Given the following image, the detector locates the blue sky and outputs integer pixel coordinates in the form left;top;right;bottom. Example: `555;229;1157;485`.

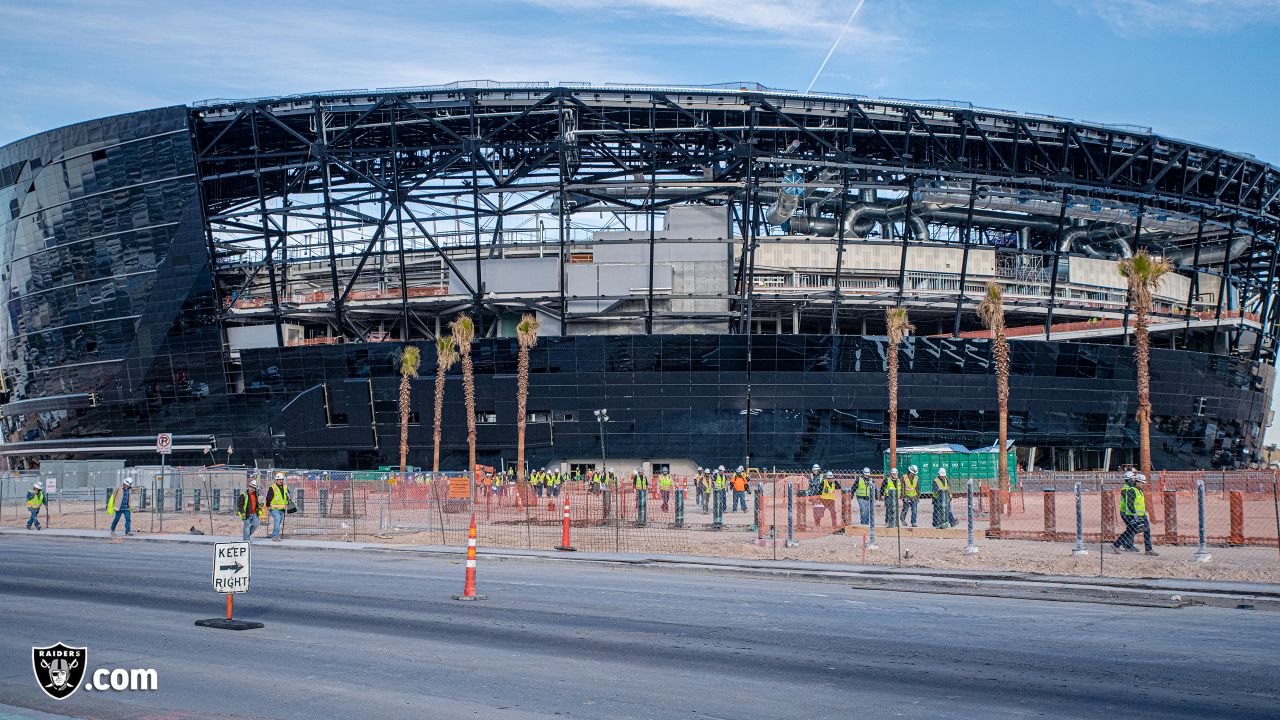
2;0;1279;161
3;0;1280;444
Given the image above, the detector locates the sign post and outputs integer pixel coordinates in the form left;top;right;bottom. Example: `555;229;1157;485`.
195;542;263;630
156;433;171;532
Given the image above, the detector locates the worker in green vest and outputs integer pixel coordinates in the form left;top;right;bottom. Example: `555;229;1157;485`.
816;471;840;527
712;465;728;528
854;468;873;524
531;469;544;498
106;477;135;536
1114;472;1158;555
658;472;673;511
900;465;920;527
633;469;649;526
265;471;289;541
25;481;45;530
931;468;951;529
881;470;899;528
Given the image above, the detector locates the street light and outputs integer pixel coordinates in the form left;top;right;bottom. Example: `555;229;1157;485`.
594;409;610;473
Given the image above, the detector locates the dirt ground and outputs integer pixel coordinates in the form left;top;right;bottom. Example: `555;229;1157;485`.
14;502;1280;584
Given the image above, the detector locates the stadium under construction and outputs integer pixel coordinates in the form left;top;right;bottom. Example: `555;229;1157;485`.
0;82;1276;472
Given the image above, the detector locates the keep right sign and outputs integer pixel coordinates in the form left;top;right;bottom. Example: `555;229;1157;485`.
212;542;251;594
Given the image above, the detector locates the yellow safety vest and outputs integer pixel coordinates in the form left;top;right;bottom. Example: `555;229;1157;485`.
713;473;727;490
634;474;648;490
883;478;899;497
269;483;289;509
820;479;837;501
27;491;43;508
904;475;919;497
658;474;672;489
1122;486;1147;517
934;476;948;492
854;478;871;498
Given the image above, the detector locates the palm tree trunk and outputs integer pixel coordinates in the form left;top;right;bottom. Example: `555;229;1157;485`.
888;342;899;471
516;344;529;486
432;365;446;474
462;352;476;476
399;374;410;474
995;332;1010;494
1135;306;1153;473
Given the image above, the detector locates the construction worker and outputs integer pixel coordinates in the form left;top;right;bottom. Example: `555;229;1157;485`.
106;477;135;536
807;463;823;497
551;469;563;498
237;478;267;542
658;471;673;511
25;481;45;530
265;471;289;541
900;465;920;527
731;466;749;512
632;468;649;526
931;467;951;529
817;471;840;527
881;469;899;528
854;468;873;524
712;465;728;527
693;468;706;510
1114;472;1158;555
532;469;544;498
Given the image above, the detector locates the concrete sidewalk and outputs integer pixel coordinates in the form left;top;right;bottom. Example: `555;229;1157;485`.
5;526;1278;610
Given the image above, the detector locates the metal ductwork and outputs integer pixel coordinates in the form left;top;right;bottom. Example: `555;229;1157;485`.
1059;223;1134;258
788;199;927;241
1161;235;1251;266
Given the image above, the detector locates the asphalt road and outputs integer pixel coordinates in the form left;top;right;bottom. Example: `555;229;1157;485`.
0;535;1275;720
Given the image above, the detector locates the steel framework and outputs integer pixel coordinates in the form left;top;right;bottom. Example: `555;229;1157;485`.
192;82;1280;361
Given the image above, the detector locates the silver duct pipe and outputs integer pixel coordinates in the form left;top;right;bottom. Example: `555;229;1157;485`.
765;190;800;225
1162;235;1251;266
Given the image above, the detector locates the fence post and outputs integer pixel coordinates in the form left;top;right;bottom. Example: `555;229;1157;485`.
1043;489;1056;538
841;488;852;528
1194;479;1212;562
785;481;795;547
319;487;329;517
92;487;97;531
212;488;221;512
1162;490;1178;544
297;488;306;514
964;478;978;554
193;488;202;513
753;484;762;536
1072;482;1087;556
867;485;878;550
674;481;685;527
988;487;1001;536
1228;491;1245;545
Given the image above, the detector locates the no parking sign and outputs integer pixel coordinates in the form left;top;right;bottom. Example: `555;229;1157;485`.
156;433;172;455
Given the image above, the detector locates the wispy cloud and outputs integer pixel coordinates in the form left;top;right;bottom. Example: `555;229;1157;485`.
1066;0;1280;33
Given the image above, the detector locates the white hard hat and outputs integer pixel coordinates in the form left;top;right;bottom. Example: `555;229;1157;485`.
274;471;286;479
825;471;833;478
737;465;745;472
249;479;259;488
123;477;134;486
608;467;614;473
908;465;919;474
812;464;820;471
937;467;947;477
1123;469;1135;481
718;465;726;471
890;468;899;476
862;467;871;475
1135;473;1147;484
32;481;42;490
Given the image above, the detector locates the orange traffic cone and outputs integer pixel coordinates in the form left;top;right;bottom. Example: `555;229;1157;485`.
555;493;576;552
453;513;486;601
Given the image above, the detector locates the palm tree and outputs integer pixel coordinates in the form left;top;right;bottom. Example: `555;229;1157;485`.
515;313;542;492
885;306;914;472
397;344;421;484
449;314;478;478
431;336;459;474
976;282;1011;494
1119;251;1171;473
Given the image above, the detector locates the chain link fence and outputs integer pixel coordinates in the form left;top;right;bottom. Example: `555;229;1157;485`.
5;466;1279;581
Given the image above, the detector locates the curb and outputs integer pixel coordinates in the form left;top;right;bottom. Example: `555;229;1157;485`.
6;528;1277;610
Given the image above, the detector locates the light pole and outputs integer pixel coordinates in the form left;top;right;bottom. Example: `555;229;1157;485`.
595;409;615;546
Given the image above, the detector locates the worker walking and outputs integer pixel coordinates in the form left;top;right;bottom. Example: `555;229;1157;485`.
25;481;45;530
712;465;728;528
1114;472;1158;555
107;477;135;536
658;472;673;511
931;468;951;529
694;468;708;511
265;471;290;541
817;471;840;527
900;465;920;527
731;466;750;512
882;470;899;528
237;478;267;542
854;468;873;524
633;469;649;526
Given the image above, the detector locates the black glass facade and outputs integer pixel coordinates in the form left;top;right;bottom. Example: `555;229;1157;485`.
0;108;1272;471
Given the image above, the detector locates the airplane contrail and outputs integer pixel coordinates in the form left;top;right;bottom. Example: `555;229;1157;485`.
806;0;867;94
